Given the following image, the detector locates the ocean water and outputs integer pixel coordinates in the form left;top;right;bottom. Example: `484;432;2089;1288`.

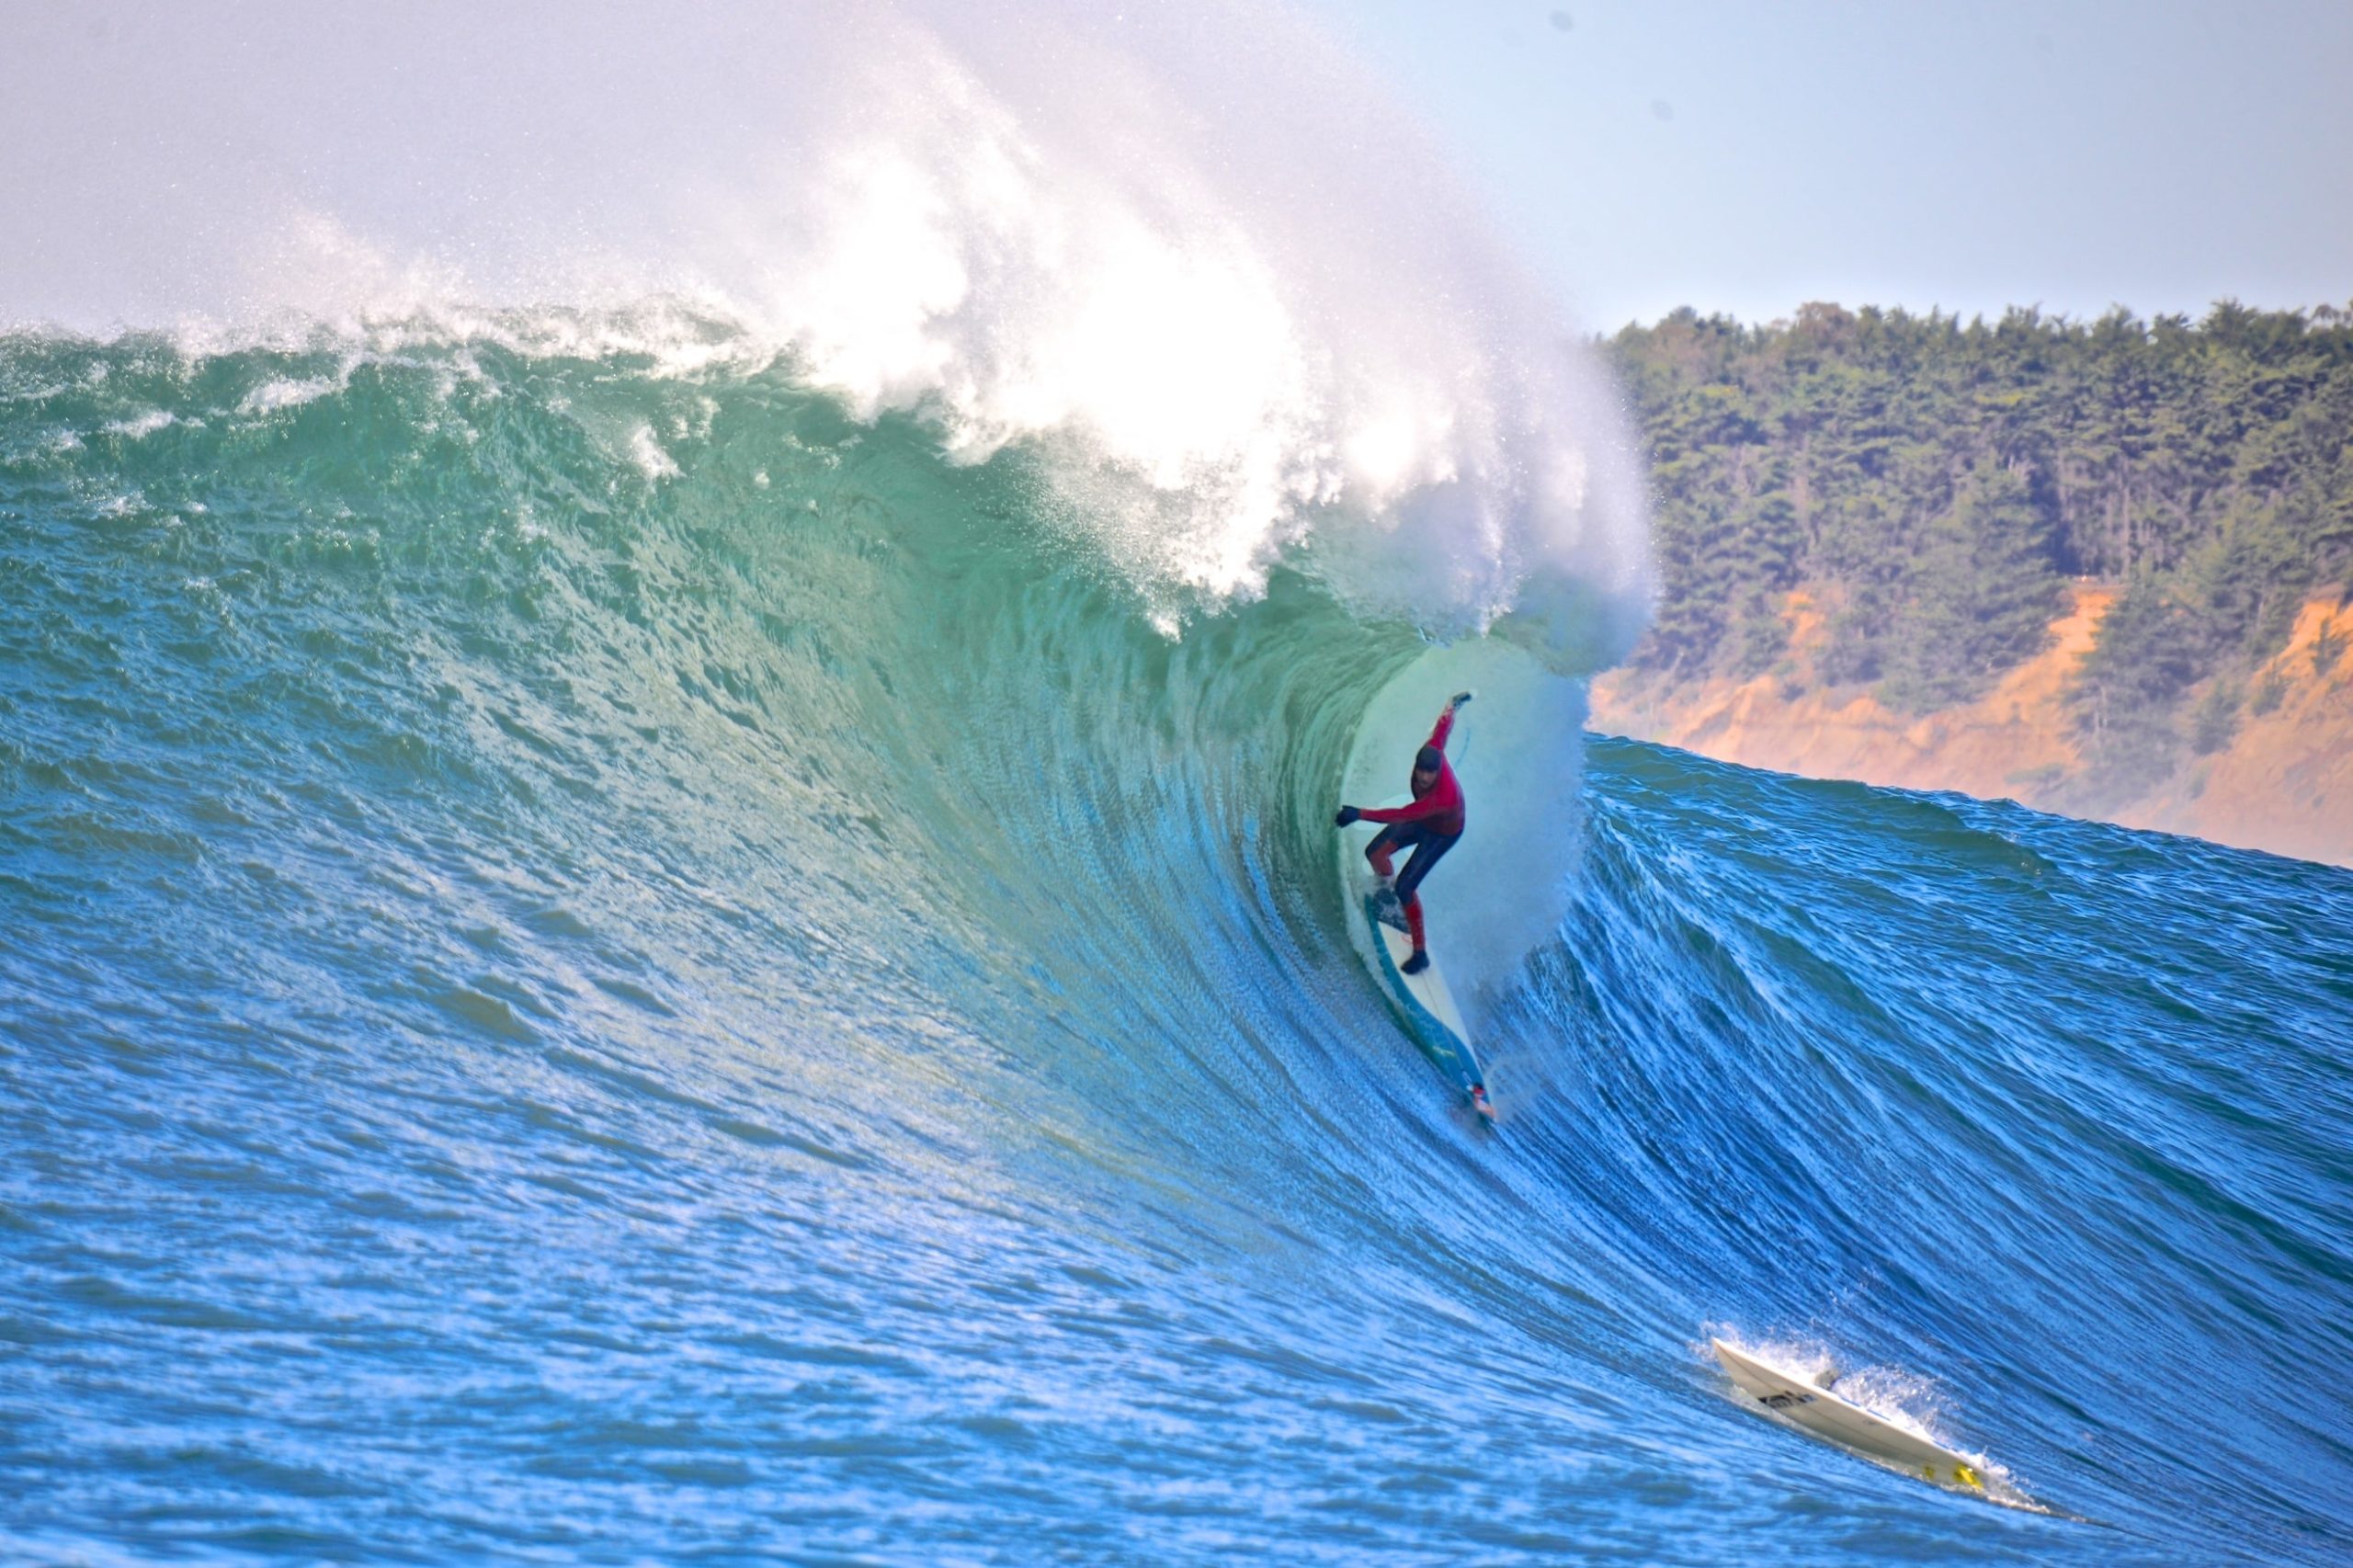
7;3;2353;1561
3;331;2350;1566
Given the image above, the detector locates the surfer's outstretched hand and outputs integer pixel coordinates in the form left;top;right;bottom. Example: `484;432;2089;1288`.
1334;806;1360;827
1448;690;1473;710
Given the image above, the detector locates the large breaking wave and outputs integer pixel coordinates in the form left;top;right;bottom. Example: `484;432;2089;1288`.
5;0;1650;639
5;328;2351;1564
6;5;2352;1564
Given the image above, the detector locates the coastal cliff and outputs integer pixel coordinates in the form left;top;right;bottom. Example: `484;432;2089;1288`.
1591;586;2353;867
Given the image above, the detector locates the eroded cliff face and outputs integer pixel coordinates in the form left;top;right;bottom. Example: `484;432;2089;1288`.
1591;588;2353;868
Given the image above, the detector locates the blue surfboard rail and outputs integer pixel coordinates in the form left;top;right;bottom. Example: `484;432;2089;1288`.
1361;892;1483;1100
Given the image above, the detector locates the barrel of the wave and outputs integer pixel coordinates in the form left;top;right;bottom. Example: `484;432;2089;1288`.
1336;698;1495;1125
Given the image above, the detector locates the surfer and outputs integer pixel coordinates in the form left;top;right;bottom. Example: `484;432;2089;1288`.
1333;691;1472;975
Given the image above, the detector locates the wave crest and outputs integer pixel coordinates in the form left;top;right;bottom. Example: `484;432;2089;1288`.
5;1;1650;645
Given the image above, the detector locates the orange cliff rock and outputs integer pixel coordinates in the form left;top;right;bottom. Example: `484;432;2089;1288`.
1590;586;2353;869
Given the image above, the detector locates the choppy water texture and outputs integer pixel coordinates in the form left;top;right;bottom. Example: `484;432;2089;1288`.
5;335;2352;1565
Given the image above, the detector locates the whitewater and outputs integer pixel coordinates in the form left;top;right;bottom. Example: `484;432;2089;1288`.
5;4;2352;1564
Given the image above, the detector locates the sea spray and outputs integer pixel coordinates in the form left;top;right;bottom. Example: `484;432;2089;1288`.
3;1;1649;646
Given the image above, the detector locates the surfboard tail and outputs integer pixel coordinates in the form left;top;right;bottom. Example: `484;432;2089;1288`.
1348;856;1492;1122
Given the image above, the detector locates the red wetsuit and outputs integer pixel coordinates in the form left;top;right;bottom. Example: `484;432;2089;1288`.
1358;708;1464;955
1355;708;1464;836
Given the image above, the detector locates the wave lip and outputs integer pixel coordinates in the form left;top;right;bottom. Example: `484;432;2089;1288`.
3;1;1651;646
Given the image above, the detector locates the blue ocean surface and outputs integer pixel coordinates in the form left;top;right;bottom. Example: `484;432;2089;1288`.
3;332;2351;1565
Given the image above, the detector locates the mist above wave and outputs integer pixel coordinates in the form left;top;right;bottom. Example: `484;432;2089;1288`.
5;0;1649;645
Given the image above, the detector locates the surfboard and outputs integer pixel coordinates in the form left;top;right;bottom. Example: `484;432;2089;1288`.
1711;1338;1985;1493
1345;804;1493;1121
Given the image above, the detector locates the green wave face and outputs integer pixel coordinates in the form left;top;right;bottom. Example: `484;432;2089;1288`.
0;327;1545;1156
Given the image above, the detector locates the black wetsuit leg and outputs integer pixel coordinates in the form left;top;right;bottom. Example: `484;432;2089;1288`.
1395;824;1460;903
1370;819;1461;903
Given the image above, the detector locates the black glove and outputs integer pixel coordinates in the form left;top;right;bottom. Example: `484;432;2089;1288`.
1334;806;1360;827
1449;690;1473;709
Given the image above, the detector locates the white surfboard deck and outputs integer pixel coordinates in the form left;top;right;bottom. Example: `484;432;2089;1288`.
1712;1338;1986;1493
1343;803;1492;1119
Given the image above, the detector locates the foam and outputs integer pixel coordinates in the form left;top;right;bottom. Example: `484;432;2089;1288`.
103;410;179;438
2;1;1653;641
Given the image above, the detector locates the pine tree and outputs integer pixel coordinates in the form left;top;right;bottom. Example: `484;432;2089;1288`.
1881;461;2063;711
1604;298;2353;797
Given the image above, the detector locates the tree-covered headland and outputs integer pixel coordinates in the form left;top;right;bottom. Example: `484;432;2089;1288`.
1608;301;2353;806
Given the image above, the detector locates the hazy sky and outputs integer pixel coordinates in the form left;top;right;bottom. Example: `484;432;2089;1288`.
5;1;2344;337
1305;0;2353;330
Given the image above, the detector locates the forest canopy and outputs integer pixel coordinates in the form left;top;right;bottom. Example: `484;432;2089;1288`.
1608;301;2353;798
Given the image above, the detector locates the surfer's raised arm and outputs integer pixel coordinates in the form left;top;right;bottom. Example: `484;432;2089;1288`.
1425;690;1472;752
1337;690;1473;823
